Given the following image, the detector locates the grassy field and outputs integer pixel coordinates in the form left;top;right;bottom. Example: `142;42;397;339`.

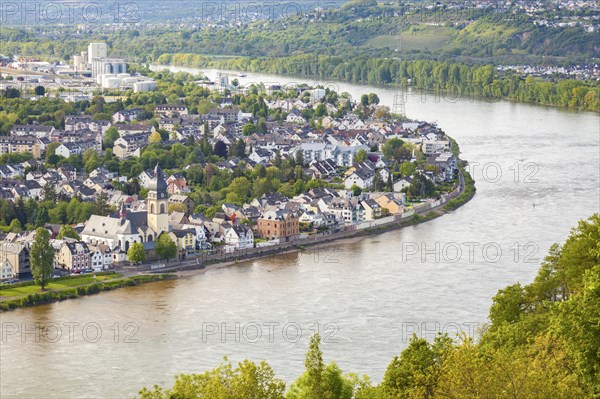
0;273;122;298
364;26;456;51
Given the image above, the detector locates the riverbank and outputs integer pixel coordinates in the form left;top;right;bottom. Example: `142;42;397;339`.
146;166;475;277
0;273;176;311
149;63;600;113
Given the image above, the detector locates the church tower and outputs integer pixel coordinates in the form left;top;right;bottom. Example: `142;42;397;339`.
147;164;169;236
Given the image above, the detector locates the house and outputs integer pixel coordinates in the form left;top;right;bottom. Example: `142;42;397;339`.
116;124;151;137
154;105;189;118
327;198;365;225
169;194;195;214
361;199;382;220
426;152;457;182
257;209;300;241
374;194;404;215
55;241;92;272
393;177;412;192
169;228;197;257
286;109;305;124
251;192;289;209
89;244;113;271
421;139;450;155
113;132;150;159
299;210;325;227
207;108;241;123
0;241;31;279
0;135;42;158
112;108;144;123
308;159;338;179
345;168;375;190
10;124;54;138
55;142;83;158
166;174;189;194
249;148;273;164
224;224;254;249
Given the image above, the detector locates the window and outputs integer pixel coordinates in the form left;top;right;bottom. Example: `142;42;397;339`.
160;204;165;213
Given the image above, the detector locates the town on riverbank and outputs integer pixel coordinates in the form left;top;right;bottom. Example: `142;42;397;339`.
0;44;475;308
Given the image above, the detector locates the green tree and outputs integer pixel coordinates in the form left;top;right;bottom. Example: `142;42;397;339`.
30;227;55;290
6;218;22;233
139;358;285;399
354;149;368;163
351;184;362;197
156;233;177;261
243;122;258;136
103;127;120;149
57;224;81;240
287;334;353;399
34;86;45;96
149;131;162;143
127;242;147;265
295;150;305;166
382;138;405;161
399;161;416;177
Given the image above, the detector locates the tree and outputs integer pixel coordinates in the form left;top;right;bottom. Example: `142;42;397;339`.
156;233;177;261
3;88;20;98
168;203;187;214
34;86;45;96
127;242;146;265
214;140;228;158
41;182;57;202
399;161;416;177
243;123;258;136
351;184;362;197
139;358;285;399
7;218;22;233
295;150;305;166
368;93;380;105
57;224;80;240
103;127;120;149
287;333;354;399
30;227;54;290
360;94;369;106
382;138;405;161
375;106;390;120
354;149;368;163
149;131;162;143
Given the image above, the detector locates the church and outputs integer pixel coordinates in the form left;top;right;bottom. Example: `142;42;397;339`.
81;164;170;252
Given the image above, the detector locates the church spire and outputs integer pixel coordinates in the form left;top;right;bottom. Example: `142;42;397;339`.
120;202;126;219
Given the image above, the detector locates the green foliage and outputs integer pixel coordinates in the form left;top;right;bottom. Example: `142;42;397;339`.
354;149;368;163
29;227;55;290
57;224;81;240
139;358;286;399
127;242;147;264
156;233;177;260
103;127;120;149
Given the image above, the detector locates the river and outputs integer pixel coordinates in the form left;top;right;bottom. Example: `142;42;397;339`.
1;67;598;398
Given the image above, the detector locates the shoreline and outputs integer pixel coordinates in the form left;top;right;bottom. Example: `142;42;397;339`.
149;168;475;278
150;64;600;114
1;169;475;311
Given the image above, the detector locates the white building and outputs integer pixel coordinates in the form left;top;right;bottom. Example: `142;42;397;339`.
88;42;108;64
